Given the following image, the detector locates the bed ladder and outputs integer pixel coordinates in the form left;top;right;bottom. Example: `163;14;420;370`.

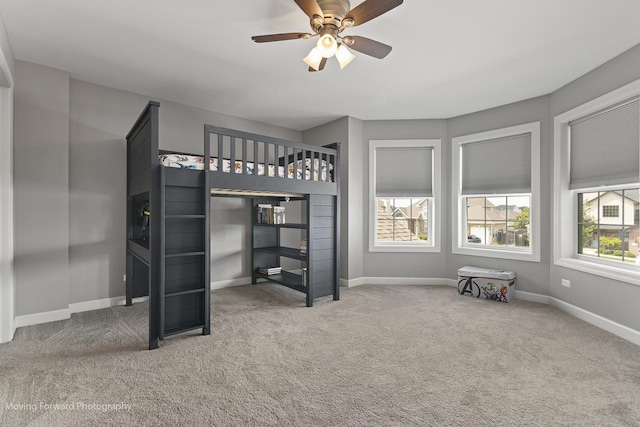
156;166;211;345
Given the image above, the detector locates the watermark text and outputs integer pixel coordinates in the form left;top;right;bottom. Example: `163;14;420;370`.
5;401;132;412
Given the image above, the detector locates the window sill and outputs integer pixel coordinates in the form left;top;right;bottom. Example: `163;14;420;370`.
555;256;640;286
453;245;539;262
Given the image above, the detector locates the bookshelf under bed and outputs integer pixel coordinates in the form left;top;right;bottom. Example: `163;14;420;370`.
125;101;341;349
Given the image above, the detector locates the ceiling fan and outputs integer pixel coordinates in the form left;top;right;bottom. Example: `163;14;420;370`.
251;0;403;71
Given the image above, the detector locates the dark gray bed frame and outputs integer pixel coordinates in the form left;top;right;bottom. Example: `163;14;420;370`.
125;101;341;349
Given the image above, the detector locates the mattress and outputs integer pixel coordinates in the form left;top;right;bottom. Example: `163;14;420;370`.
159;154;333;182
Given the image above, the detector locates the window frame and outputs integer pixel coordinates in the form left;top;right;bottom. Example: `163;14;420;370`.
553;78;640;286
369;139;442;253
452;122;541;262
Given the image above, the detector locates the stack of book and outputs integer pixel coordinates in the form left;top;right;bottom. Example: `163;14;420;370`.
257;204;286;224
258;266;282;275
300;239;307;255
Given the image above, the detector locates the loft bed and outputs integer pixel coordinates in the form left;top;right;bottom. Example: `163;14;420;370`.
125;101;341;350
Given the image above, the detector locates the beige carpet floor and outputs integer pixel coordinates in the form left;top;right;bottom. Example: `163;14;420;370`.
1;284;639;426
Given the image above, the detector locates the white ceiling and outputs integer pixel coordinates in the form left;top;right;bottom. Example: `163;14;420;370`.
1;0;640;131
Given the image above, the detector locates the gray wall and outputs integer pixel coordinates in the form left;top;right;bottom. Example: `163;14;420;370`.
14;61;70;316
158;102;299;154
68;79;149;303
447;95;552;295
362;119;450;279
549;44;640;331
15;64;302;316
346;117;364;280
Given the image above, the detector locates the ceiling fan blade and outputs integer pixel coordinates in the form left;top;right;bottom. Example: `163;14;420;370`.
309;57;328;72
344;0;403;27
345;36;392;59
294;0;324;18
251;33;312;43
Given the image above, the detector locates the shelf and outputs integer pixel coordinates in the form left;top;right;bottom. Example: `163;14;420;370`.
254;223;306;229
166;215;206;219
255;270;306;294
251;195;338;305
253;246;307;260
165;288;206;298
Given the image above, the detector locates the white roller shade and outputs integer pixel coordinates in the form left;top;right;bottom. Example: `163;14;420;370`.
461;133;532;195
375;146;433;197
569;98;640;190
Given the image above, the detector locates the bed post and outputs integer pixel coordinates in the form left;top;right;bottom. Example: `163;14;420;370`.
325;142;341;301
203;125;211;336
148;103;161;350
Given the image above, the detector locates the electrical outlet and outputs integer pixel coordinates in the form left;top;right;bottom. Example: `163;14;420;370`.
123;274;126;282
561;279;571;288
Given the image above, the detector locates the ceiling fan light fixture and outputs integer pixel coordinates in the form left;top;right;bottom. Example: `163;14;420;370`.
335;44;355;69
316;34;338;58
252;0;403;72
303;47;324;71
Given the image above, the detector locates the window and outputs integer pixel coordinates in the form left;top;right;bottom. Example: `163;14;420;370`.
369;139;441;252
602;205;619;218
452;122;541;262
554;78;640;285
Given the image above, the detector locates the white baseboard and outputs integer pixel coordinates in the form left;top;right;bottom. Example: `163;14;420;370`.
69;296;130;313
514;290;551;304
340;277;365;288
211;277;252;290
342;277;456;288
509;291;638;345
359;277;452;286
14;296;149;329
14;308;71;328
549;297;640;346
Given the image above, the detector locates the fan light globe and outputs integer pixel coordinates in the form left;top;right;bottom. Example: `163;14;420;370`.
316;34;338;58
303;47;323;71
335;44;355;69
